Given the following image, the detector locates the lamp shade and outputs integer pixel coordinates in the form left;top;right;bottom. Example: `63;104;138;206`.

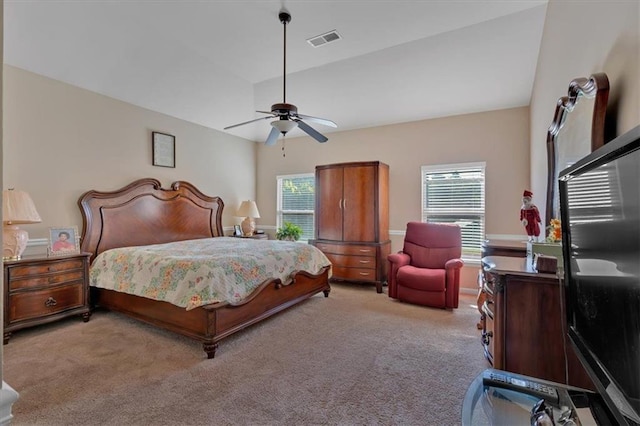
3;189;41;260
236;200;260;219
3;189;42;224
237;200;260;237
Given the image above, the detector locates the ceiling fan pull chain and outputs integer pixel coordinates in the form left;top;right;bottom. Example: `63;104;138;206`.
282;135;286;157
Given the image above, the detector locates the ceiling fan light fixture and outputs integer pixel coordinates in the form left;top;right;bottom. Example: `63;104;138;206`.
271;119;298;134
223;10;335;144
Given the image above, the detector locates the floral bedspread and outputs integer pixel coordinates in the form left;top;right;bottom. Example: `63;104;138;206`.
89;237;331;310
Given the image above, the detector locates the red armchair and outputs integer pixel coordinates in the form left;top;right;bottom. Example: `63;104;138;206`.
388;222;464;309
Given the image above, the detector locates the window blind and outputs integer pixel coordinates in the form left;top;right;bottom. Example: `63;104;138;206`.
277;174;315;241
421;163;486;259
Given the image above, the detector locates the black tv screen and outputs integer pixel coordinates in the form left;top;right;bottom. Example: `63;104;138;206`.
559;125;640;425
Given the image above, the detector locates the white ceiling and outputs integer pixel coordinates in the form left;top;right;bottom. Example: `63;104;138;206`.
4;0;548;143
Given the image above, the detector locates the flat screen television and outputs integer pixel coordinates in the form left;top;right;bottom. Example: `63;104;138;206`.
559;125;640;425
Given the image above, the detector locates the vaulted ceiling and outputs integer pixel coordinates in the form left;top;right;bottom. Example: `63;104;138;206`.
4;0;548;142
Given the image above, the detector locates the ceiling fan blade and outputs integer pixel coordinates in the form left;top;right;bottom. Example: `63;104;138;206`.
296;114;337;128
224;115;274;130
265;126;281;146
295;119;328;143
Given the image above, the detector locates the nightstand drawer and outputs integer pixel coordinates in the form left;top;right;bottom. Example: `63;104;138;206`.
9;270;85;291
8;258;85;279
8;284;84;323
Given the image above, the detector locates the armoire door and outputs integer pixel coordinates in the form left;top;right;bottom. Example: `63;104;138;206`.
343;165;376;242
316;166;344;241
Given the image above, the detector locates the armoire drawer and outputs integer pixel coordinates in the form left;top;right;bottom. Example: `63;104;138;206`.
331;266;376;282
314;242;376;257
324;253;376;269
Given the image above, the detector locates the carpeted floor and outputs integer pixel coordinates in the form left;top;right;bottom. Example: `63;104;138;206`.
4;283;488;425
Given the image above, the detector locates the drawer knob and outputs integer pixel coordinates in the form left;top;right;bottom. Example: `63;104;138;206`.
359;260;371;264
359;272;371;276
45;297;57;307
359;249;371;253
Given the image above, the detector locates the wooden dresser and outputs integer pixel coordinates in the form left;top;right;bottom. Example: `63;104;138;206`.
310;161;390;293
481;239;528;258
3;253;91;343
480;255;593;389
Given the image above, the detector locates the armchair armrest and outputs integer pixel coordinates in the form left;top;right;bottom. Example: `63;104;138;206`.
388;252;411;267
445;258;464;270
387;251;410;299
444;258;464;309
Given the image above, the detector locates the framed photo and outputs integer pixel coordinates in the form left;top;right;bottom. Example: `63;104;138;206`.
152;131;175;168
233;225;243;237
48;226;80;256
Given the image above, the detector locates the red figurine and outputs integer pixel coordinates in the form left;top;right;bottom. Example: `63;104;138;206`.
520;189;541;241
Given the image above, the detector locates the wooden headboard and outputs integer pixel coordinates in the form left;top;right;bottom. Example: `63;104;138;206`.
78;178;224;260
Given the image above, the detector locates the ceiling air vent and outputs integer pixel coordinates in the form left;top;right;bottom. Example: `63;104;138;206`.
307;30;341;48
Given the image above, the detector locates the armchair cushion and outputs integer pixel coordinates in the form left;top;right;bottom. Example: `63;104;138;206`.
397;266;445;292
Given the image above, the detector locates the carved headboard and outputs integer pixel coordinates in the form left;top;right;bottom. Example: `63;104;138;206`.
78;178;224;260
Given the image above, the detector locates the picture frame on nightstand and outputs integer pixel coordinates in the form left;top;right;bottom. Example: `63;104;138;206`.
233;225;243;237
48;226;81;256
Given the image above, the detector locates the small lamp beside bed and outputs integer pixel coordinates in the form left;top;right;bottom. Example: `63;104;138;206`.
2;189;42;260
237;200;260;236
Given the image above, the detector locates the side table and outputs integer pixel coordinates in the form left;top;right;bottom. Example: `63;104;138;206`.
3;252;92;344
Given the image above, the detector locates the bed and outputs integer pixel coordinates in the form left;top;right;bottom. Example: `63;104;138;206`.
78;178;331;358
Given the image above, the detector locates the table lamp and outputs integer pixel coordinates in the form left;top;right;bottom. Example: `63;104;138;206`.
3;189;42;260
236;200;260;236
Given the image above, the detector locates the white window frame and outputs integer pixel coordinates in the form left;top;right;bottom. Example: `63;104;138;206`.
276;173;315;242
421;162;486;261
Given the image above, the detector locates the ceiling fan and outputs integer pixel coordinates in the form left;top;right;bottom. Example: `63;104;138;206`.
224;10;337;145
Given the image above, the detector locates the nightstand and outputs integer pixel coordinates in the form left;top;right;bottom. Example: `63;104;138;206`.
3;252;91;344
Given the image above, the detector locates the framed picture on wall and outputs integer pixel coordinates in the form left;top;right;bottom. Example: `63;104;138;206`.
48;226;80;256
152;131;176;168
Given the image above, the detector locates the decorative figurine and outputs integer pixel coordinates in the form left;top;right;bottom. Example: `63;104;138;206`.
520;190;541;242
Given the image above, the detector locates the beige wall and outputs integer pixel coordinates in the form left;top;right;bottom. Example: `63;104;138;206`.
530;0;640;222
256;106;531;289
3;65;257;253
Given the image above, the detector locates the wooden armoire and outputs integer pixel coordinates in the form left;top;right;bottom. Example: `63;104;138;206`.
310;161;390;293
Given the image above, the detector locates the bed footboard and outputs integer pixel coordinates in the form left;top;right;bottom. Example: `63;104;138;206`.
92;266;330;358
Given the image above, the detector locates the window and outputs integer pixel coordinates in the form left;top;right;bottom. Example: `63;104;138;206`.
421;162;486;260
277;173;315;241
